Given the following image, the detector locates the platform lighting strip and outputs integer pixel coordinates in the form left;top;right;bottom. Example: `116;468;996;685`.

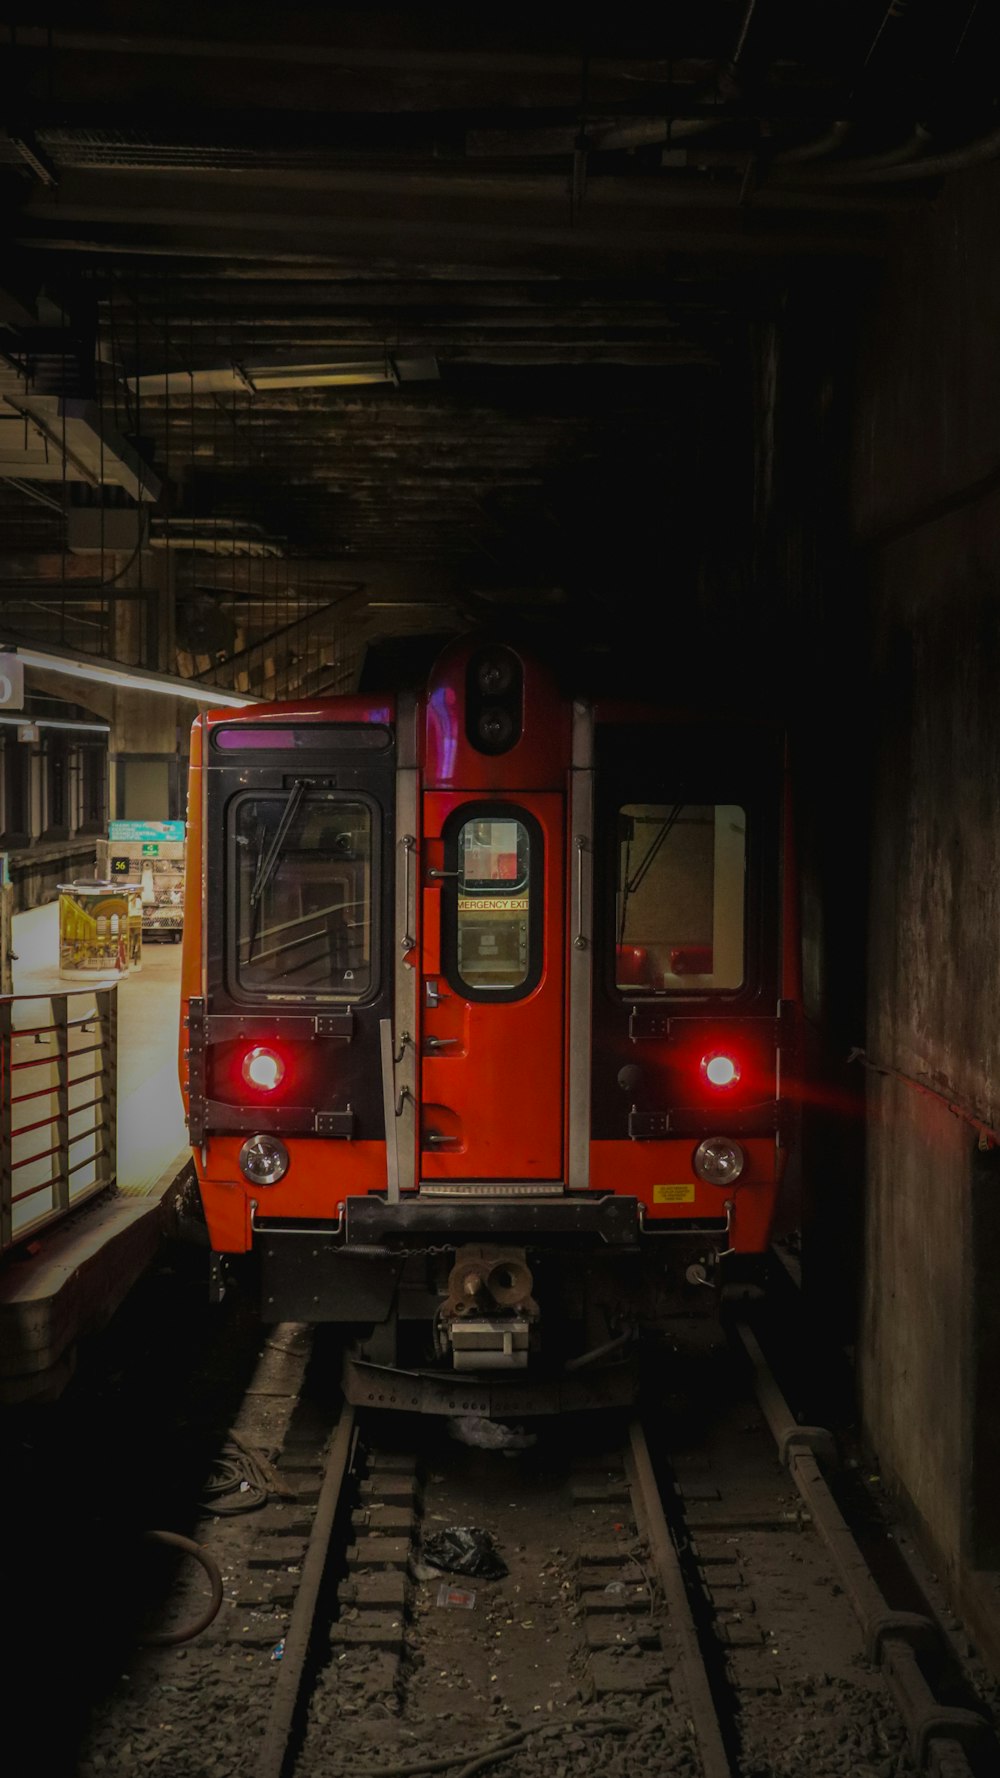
4;644;258;707
0;715;111;733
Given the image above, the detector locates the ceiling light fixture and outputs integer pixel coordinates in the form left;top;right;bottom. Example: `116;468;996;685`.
128;355;439;396
2;642;259;707
0;714;111;733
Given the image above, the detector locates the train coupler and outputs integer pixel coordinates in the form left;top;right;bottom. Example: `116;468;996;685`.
441;1244;538;1369
444;1244;537;1317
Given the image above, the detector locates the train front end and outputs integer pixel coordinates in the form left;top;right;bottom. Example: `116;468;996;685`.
180;642;798;1412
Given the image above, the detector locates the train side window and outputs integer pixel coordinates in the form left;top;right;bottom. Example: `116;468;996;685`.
456;815;531;992
615;803;746;993
230;793;375;1001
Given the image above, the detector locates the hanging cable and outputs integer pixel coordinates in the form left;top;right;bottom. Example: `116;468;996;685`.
59;301;67;647
138;1531;224;1645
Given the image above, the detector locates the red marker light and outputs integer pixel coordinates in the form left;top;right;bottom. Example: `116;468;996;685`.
243;1045;285;1092
701;1051;740;1089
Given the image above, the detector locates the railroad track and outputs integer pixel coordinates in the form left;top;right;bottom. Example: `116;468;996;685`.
258;1407;708;1778
240;1329;997;1778
77;1323;1000;1778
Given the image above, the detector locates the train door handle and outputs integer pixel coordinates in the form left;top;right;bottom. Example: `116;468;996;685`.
426;868;460;880
424;1130;457;1147
425;979;449;1008
424;1035;459;1052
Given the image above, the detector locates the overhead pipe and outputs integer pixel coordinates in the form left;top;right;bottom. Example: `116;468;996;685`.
591;0;772;160
820;119;1000;182
774;120;1000;184
595;113;934;186
465;113;743;158
775;125;931;183
592;116;736;153
771;119;853;165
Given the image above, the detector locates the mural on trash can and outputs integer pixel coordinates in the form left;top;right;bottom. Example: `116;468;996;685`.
59;883;141;974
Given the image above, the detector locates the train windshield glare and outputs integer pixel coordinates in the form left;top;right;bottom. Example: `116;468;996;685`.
616;802;746;992
232;794;374;999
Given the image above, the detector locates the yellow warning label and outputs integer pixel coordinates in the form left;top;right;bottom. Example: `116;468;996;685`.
653;1183;696;1204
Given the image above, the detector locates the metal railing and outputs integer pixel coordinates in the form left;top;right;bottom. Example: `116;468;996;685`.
0;984;118;1253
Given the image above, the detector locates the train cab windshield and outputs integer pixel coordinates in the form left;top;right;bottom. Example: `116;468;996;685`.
230;792;375;1000
616;802;746;993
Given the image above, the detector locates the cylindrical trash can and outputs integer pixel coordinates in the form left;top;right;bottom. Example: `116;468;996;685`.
58;882;139;977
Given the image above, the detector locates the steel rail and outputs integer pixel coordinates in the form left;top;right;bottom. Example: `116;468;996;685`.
734;1322;987;1778
254;1401;357;1778
627;1419;733;1778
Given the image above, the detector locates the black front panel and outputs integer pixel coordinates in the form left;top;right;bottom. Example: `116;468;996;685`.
260;1239;403;1324
204;726;396;1139
591;721;782;1139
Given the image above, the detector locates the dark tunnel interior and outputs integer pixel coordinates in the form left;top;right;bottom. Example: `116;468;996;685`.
4;2;1000;1743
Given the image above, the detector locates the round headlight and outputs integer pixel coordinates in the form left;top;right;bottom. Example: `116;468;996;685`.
239;1134;290;1187
693;1136;745;1187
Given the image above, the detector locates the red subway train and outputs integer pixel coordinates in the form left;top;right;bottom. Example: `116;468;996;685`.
179;639;800;1412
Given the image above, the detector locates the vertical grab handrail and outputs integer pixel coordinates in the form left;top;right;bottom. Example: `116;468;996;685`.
379;1017;401;1205
399;834;416;952
574;833;589;950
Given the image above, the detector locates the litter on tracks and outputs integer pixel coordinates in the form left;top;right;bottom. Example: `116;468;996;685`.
422;1525;508;1580
437;1584;476;1610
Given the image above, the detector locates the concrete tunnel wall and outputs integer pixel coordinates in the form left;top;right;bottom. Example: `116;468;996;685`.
853;163;1000;1593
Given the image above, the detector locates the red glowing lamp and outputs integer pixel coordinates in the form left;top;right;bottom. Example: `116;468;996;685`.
701;1051;740;1090
242;1045;285;1092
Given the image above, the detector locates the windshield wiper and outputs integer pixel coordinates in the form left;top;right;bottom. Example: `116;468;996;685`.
245;779;307;961
618;802;684;947
626;803;684;898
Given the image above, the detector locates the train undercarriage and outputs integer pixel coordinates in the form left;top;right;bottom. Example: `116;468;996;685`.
253;1207;759;1414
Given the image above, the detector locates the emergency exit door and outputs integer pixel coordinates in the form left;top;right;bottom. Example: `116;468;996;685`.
420;792;564;1180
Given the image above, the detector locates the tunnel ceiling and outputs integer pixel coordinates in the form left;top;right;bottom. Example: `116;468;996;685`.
0;6;994;693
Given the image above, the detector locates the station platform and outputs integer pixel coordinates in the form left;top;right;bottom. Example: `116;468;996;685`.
0;902;192;1403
